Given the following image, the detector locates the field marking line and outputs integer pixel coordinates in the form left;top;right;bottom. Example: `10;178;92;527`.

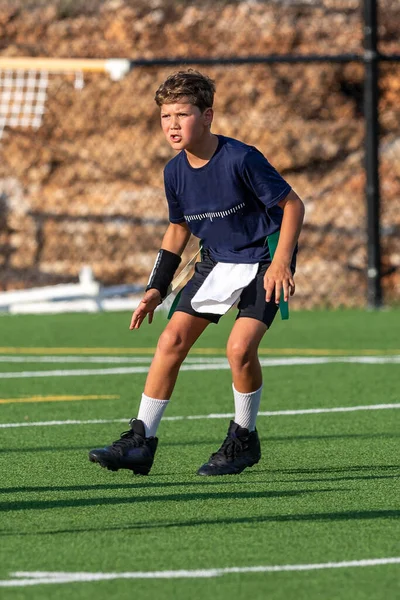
0;356;220;364
0;347;399;356
0;355;399;379
0;356;155;364
1;403;399;428
0;395;119;405
1;557;399;586
0;354;399;365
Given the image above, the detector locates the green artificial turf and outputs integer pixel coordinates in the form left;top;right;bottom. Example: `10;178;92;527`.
0;309;399;599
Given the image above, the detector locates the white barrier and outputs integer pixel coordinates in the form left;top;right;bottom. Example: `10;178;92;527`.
0;267;144;314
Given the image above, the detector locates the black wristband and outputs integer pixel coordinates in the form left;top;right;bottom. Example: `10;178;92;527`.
145;249;181;299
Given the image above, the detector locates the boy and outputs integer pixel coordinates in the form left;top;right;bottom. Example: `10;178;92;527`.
89;69;305;476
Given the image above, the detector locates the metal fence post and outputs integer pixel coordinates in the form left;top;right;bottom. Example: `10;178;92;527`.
364;0;382;308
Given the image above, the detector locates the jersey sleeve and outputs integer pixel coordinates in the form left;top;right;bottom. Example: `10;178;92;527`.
164;168;185;224
241;148;291;209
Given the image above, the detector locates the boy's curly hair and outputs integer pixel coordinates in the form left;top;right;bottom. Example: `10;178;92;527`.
154;69;215;112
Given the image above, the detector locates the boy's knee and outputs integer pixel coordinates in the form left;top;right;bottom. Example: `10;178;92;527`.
227;339;254;367
157;327;190;359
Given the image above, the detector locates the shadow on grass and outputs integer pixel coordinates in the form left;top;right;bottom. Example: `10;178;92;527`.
266;432;400;443
1;507;398;538
0;478;267;494
275;473;399;484
0;487;341;512
1;464;397;495
267;465;400;475
268;463;400;484
0;432;398;455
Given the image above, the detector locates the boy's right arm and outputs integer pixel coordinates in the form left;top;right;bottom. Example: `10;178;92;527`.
129;222;191;330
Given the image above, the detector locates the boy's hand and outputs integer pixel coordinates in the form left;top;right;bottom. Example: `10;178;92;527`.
264;261;295;304
129;289;162;330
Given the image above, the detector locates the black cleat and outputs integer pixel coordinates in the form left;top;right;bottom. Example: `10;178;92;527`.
88;419;158;476
197;420;261;476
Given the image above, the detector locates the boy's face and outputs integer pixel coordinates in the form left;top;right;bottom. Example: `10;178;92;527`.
160;99;213;152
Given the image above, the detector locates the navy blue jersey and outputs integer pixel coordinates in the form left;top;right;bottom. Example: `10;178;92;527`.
164;135;291;263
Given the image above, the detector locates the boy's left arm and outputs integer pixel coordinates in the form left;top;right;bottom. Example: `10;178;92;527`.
264;189;305;304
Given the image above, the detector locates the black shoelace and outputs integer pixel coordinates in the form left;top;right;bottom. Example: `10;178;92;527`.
211;434;247;462
111;429;142;454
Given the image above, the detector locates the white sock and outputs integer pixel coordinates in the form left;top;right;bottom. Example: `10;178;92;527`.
137;393;169;438
232;384;263;432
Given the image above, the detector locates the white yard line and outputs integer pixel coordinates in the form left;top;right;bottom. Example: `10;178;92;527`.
0;355;399;379
1;403;399;428
0;557;399;586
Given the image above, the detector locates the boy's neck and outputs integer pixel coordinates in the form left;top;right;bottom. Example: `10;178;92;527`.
184;133;219;169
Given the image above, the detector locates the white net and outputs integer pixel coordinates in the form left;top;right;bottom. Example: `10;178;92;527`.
0;70;48;137
0;69;85;139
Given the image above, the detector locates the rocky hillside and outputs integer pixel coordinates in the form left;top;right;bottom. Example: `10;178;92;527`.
0;0;399;307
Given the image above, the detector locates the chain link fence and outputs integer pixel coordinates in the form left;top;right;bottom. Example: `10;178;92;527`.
0;0;399;308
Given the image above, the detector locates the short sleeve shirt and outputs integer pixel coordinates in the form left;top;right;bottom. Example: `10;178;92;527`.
164;135;291;263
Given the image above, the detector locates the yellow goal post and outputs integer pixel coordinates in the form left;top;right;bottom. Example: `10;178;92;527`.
0;57;131;138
